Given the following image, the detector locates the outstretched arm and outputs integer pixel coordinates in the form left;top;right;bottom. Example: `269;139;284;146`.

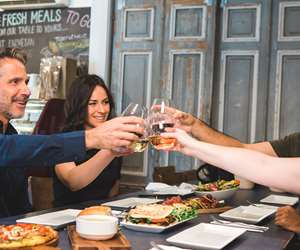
0;116;144;167
162;129;300;194
168;107;277;156
0;132;86;167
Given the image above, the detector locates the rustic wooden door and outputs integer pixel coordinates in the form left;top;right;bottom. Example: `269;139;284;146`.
110;0;217;182
211;0;272;143
266;0;300;140
110;0;300;184
212;0;300;144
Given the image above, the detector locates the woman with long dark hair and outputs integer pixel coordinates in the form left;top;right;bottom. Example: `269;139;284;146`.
53;74;123;206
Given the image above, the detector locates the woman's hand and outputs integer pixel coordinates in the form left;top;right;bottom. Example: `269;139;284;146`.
275;206;300;234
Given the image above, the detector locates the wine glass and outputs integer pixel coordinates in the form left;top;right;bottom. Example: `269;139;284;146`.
116;103;149;153
148;98;177;150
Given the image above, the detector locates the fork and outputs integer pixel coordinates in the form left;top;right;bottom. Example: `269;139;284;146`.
209;215;269;232
246;200;265;207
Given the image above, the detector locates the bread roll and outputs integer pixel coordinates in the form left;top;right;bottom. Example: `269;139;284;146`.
78;206;112;216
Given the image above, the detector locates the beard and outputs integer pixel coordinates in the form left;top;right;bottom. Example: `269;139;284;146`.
0;96;28;120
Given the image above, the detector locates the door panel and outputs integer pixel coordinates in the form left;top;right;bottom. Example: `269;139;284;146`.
111;0;164;178
268;1;300;139
220;52;258;142
161;0;216;171
278;53;300;137
212;0;271;143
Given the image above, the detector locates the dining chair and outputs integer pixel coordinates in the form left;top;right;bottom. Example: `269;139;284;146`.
26;98;66;211
153;166;198;185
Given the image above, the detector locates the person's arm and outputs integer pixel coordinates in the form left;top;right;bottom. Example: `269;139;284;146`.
0;132;86;167
275;206;300;234
171;109;277;156
55;149;115;191
162;129;300;194
85;116;144;150
0;116;144;167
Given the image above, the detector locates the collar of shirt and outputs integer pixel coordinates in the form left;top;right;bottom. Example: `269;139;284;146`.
0;121;18;135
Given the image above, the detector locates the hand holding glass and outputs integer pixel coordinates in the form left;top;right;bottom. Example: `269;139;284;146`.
117;103;149;153
148;98;177;150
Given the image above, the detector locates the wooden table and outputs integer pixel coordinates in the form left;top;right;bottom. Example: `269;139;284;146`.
0;186;297;250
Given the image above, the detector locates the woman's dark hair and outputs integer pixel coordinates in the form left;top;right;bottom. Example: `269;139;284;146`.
62;74;115;132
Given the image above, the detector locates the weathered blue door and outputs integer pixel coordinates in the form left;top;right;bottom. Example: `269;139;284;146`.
110;0;217;183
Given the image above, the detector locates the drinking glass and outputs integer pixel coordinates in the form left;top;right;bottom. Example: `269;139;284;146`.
148;98;177;150
116;103;149;153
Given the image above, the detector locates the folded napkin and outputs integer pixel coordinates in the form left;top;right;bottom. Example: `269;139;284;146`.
145;182;193;195
145;182;172;191
149;244;191;250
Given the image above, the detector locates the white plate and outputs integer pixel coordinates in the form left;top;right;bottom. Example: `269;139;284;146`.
102;197;162;209
16;209;122;229
16;209;81;228
195;187;238;200
120;217;195;233
166;223;246;249
219;205;276;224
260;195;299;205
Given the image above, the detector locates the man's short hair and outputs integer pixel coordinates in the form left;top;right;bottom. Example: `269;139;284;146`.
0;48;27;65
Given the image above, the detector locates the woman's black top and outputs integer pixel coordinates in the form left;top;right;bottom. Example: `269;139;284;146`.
53;149;122;207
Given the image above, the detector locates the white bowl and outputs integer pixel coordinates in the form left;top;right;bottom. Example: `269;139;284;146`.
76;215;118;240
195;187;238;200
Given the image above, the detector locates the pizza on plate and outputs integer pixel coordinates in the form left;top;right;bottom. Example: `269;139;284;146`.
0;223;58;249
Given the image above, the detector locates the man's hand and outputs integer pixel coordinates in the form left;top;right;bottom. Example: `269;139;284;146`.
85;116;144;150
151;105;197;133
275;206;300;234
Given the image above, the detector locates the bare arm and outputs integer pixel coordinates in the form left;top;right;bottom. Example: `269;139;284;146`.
173;110;278;156
55;149;115;191
275;206;300;234
163;129;300;194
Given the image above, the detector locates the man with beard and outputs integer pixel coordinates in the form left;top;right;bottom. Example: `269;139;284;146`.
0;48;33;216
0;48;144;217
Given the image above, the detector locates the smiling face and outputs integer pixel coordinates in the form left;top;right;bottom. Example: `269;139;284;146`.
0;58;30;124
84;85;110;129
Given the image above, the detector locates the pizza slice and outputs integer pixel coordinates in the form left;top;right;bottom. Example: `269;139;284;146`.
0;223;58;249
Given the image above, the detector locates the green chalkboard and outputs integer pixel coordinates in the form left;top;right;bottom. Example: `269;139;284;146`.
0;7;90;73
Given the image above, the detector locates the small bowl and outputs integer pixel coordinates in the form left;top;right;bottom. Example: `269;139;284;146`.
76;215;118;240
195;187;238;200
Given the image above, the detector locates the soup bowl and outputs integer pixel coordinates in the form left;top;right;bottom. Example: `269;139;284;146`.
76;215;118;240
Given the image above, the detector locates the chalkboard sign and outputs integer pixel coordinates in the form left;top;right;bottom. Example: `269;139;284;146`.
0;7;90;73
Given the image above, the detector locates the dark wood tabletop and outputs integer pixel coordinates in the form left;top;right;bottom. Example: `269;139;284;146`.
0;186;297;250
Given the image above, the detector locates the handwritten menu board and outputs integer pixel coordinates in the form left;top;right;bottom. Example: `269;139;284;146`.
0;7;90;73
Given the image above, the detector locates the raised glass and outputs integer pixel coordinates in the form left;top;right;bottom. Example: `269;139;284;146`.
117;103;149;153
148;98;177;150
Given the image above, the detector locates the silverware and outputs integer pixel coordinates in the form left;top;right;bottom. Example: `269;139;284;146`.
209;215;268;232
246;200;265;207
150;241;164;250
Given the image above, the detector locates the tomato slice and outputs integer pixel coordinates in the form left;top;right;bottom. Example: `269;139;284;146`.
38;226;48;234
151;218;167;223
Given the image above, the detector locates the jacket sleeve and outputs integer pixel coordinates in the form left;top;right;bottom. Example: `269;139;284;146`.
0;131;86;167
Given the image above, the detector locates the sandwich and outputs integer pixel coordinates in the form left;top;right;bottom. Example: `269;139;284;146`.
126;204;197;226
